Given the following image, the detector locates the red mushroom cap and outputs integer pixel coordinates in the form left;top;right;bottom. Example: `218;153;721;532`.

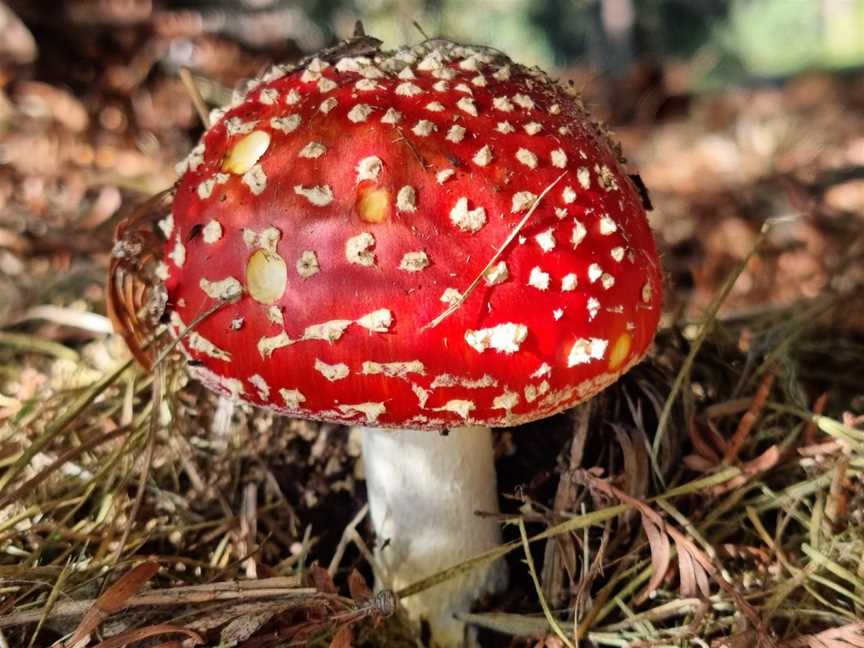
160;39;663;429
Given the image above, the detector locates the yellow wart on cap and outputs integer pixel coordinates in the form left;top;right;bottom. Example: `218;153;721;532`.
608;332;632;371
223;130;271;175
246;249;287;304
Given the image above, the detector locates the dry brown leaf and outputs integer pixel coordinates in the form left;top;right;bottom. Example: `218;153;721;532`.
66;560;159;647
329;625;354;648
220;610;276;645
309;563;338;594
347;569;373;603
639;516;672;602
89;624;203;648
784;624;864;648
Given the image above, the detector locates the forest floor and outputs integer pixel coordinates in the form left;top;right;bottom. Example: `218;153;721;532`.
1;3;863;647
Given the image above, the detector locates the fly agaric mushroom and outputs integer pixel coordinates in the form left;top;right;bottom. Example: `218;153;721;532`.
110;35;662;647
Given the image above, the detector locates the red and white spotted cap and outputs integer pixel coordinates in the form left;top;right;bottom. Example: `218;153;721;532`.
160;39;663;429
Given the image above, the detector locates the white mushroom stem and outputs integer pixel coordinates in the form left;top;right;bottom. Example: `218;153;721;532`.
359;425;507;647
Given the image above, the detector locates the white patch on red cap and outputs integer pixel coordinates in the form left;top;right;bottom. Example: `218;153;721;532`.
535;229;556;252
381;108;402;124
524;381;550;403
319;97;338;114
496;121;515;134
528;267;550;290
354;79;378;91
492;65;511;81
445;124;466;143
513;93;535;110
561;273;578;291
345;232;375;266
284;89;301;104
599;214;618;235
449;197;487;232
412;120;437;136
572;220;587;247
199;276;242;300
188;332;230;361
551;149;567;168
280;388;306;409
338;402;386;423
299;141;327;158
356;308;393;332
472;145;493;166
399;251;429;272
302;319;352;342
396;82;422;97
587;297;600;320
258;332;293;358
516;148;538;169
611;246;625;262
355;156;383;183
318;77;338;93
531;363;552;379
588;263;603;283
270;114;301;133
293;184;334;206
225;117;256;136
202;220;222;243
197;173;229;199
362;360;425;379
492;390;519;410
642;281;653;303
425;101;445;112
157;214;174;238
577;167;591;189
601;273;615;290
315;358;349;381
396;186;417;212
169;236;186;267
562;186;576;204
567;337;608;367
464;323;528;354
436;169;455;184
433;399;475;419
493;96;514;112
296;250;319;278
523;122;542;135
411;384;430;408
242;165;267;195
267;306;283;326
511;191;537;212
431;374;497;389
484;261;509;285
347;104;373;123
457;97;478;116
249;374;270;400
440;288;461;304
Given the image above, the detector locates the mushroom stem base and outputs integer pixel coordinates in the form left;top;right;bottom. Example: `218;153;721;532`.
359;425;507;647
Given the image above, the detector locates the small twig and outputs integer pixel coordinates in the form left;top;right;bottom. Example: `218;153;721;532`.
518;518;575;648
1;578;311;628
412;21;430;40
179;67;210;129
723;370;775;463
328;503;369;577
422;171;567;330
109;365;161;566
